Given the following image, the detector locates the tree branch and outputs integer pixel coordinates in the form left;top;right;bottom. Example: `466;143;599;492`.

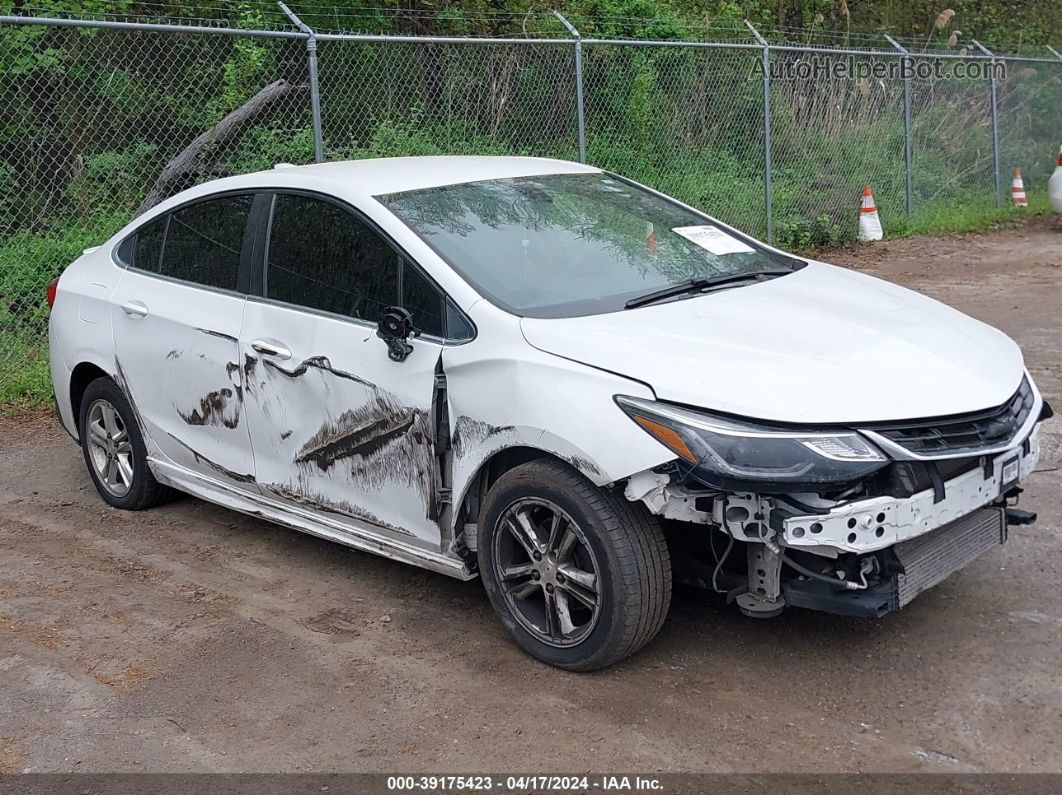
136;79;308;216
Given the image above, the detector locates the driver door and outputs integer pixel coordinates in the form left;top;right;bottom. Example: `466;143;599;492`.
239;191;448;548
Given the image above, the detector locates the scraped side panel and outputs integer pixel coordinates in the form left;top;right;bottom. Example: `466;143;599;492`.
441;321;674;524
240;301;444;549
109;269;256;490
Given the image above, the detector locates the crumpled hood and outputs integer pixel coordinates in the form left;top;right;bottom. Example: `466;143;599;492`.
520;261;1025;424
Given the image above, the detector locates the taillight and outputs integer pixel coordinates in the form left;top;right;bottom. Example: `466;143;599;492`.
46;276;59;310
1057;149;1062;167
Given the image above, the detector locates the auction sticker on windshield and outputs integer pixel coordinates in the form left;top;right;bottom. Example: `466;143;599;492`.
672;225;755;255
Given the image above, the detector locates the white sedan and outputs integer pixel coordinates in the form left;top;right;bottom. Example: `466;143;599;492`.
1050;146;1062;213
47;156;1049;669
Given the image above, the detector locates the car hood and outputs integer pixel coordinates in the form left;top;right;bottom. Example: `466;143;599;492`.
519;261;1025;424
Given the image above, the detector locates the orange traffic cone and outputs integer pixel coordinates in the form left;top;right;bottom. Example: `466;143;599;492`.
1011;168;1028;207
857;186;883;241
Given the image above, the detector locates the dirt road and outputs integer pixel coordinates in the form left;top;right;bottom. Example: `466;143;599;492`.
2;220;1061;774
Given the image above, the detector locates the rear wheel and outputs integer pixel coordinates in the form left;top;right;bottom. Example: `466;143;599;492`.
79;377;173;510
478;459;671;671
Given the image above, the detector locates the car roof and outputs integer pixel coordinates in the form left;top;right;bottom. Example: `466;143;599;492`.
260;155;599;195
132;156;603;227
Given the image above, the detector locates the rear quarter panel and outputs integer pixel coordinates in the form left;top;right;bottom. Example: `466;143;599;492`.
48;247;123;438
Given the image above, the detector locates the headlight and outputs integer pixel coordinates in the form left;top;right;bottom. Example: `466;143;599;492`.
615;395;888;490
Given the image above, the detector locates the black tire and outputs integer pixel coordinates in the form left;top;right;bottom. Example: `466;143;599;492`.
78;376;173;510
478;458;671;671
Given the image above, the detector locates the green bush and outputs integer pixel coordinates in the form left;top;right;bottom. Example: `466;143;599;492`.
67;143;160;215
0;212;127;404
775;213;848;250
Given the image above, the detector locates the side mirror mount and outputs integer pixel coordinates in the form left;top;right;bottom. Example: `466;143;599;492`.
376;306;420;362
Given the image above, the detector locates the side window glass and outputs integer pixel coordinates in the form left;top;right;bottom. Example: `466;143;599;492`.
159;194;251;290
127;215;167;272
445;299;475;342
401;259;444;337
267;194;398;322
115;233;134;267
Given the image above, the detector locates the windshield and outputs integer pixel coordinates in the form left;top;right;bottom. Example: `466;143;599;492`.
378;172;800;318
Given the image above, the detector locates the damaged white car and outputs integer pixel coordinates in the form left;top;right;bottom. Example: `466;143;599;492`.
48;156;1050;670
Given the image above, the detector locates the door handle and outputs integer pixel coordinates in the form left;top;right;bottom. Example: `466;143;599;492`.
250;339;292;360
120;300;148;318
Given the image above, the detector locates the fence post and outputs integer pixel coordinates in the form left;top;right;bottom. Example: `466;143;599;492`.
885;35;914;218
1046;45;1062;60
554;11;586;164
972;39;1001;205
744;21;772;242
279;2;325;163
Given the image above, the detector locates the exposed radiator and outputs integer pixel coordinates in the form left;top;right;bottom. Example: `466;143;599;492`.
894;507;1007;608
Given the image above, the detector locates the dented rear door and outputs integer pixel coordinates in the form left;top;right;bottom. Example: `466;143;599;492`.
239;192;445;549
110;193;257;490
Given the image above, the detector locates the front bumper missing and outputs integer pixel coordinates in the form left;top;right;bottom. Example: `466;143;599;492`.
777;431;1039;555
633;414;1043;619
783;506;1007;617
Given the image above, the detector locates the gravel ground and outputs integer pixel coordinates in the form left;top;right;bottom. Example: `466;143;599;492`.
1;219;1060;775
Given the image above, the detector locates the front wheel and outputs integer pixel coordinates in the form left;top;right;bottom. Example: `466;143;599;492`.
478;459;671;671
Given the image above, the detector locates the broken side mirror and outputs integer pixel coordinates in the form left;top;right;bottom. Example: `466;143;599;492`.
376;306;420;362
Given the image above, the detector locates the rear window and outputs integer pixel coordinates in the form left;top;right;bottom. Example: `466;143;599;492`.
159;195;251;291
115;215;165;272
116;194;251;292
133;216;166;272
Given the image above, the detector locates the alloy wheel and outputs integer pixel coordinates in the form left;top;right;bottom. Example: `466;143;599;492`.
86;399;134;498
493;498;602;648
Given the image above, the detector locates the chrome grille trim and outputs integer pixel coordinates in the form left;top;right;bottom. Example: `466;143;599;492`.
861;376;1042;461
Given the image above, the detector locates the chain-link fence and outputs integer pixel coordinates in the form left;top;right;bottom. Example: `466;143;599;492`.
1;12;1060;403
582;42;768;236
315;37;580;161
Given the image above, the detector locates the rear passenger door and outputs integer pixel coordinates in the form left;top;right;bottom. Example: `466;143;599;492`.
239;192;456;548
110;192;257;489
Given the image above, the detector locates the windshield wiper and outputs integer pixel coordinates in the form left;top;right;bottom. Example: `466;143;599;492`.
623;268;795;309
